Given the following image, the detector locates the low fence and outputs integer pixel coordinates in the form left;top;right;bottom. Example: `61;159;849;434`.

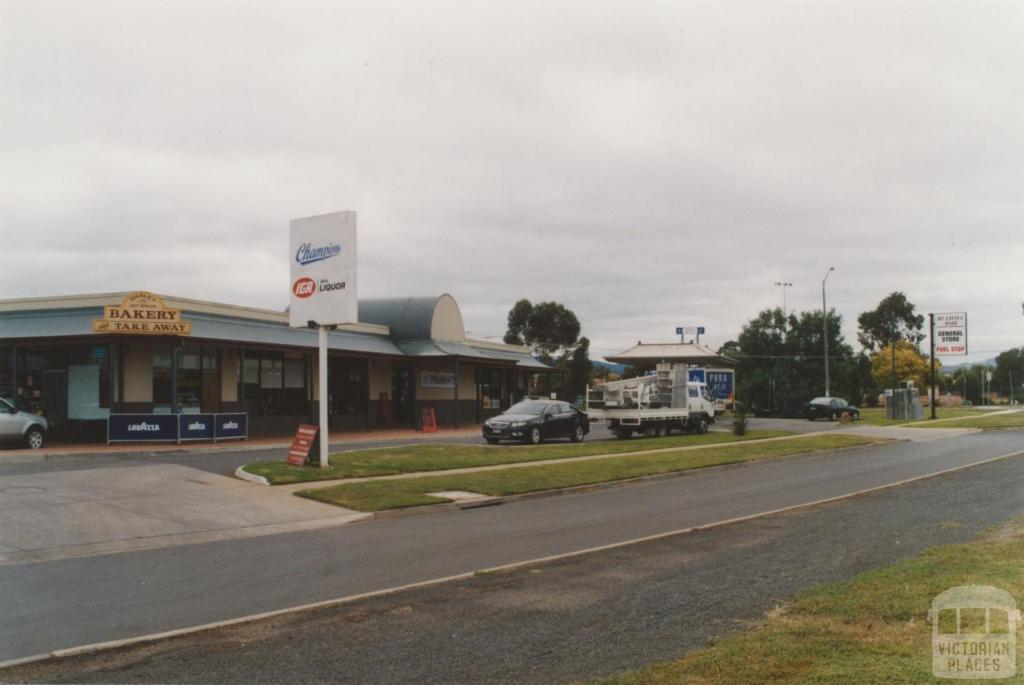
106;413;248;445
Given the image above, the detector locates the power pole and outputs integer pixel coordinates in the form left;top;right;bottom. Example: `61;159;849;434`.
929;313;936;419
822;268;834;397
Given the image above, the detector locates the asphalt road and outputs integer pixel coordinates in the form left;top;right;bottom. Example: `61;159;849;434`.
1;430;1021;664
5;439;1024;684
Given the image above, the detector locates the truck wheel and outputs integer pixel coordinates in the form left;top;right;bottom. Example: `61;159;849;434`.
655;423;666;438
697;417;709;434
25;427;44;449
614;427;632;439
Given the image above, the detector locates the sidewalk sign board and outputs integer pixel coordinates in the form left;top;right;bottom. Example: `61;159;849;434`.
287;424;319;465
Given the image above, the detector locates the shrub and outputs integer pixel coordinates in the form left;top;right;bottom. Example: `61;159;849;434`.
733;408;749;436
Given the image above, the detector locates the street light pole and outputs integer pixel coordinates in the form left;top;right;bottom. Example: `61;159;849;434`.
774;281;793;321
822;267;834;397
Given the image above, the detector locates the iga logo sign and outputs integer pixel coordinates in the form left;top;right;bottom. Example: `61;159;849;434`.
292;277;316;298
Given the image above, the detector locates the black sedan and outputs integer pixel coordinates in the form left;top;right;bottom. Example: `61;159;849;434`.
804;396;860;421
482;399;589;445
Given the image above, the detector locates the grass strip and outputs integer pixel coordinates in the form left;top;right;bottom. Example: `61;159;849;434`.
913;412;1024;430
856;407;988;426
245;430;793;484
297;434;877;511
589;520;1024;685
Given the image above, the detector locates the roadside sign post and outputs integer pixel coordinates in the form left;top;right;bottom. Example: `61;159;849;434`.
932;311;968;411
929;313;936;419
289;211;358;469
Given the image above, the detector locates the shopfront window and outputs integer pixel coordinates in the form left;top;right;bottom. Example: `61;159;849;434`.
153;350;173;413
284;358;307;415
0;346;13;400
480;368;503;410
330;358;367;416
67;345;110;419
243;351;308;416
17;347;66;416
176;346;202;413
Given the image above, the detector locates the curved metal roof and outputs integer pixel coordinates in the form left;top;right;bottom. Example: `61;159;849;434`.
359;295;460;340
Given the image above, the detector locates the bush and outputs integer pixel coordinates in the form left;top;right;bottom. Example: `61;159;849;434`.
732;408;749;436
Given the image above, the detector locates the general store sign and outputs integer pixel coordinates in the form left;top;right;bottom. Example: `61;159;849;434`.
93;292;191;335
935;312;968;356
288;211;358;328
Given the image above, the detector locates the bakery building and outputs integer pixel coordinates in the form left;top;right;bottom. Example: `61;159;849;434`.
0;291;549;442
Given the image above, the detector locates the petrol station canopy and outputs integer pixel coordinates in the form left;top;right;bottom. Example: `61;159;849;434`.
604;342;736;368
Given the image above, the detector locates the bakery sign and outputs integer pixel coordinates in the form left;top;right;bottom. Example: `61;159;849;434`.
93;292;192;335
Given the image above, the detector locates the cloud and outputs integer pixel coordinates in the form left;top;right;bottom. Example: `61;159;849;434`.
1;0;1021;363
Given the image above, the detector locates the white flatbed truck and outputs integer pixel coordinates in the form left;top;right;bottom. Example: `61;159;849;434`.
586;363;716;439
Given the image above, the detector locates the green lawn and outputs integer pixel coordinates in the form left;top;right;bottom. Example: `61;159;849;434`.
590;520;1024;685
856;406;988;426
244;430;793;484
914;410;1024;430
297;433;879;511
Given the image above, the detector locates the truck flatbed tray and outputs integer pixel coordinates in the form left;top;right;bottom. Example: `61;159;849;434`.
588;408;690;426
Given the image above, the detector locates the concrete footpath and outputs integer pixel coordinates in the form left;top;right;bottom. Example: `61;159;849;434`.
0;425;487;461
0;464;367;565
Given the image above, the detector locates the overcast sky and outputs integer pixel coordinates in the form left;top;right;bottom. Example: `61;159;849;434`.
1;1;1021;362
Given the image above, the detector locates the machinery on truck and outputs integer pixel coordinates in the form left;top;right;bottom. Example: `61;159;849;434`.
586;362;715;439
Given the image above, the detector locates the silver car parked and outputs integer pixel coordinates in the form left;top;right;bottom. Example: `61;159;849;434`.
0;397;48;449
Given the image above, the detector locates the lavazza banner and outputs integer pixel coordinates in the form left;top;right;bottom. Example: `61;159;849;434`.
289;211;358;328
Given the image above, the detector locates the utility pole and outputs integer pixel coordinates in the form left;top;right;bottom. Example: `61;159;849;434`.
891;313;898;391
929;313;936;419
822;268;834;397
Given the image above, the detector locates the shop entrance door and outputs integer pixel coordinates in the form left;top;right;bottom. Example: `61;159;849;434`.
391;365;415;425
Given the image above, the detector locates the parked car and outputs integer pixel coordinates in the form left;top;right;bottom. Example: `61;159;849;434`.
804;396;860;421
0;397;49;448
483;399;589;445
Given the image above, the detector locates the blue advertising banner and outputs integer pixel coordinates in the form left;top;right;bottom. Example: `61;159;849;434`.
706;370;735;401
688;368;706;383
108;414;178;443
215;413;248;440
178;413;215;441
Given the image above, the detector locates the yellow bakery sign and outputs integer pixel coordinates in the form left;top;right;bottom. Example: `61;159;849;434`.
93;292;191;335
